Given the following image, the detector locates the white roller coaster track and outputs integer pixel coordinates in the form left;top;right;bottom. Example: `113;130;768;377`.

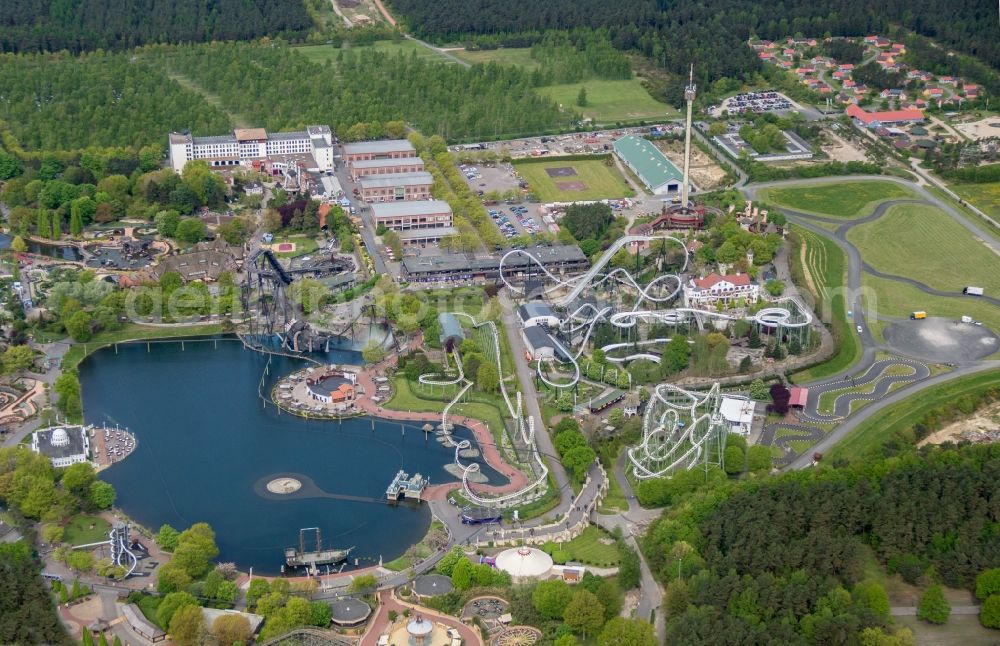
501;239;814;388
418;313;549;506
500;235;690;306
627;383;747;479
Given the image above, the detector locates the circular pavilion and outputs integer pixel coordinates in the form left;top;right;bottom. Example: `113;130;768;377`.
495;547;553;582
413;574;453;598
330;599;372;627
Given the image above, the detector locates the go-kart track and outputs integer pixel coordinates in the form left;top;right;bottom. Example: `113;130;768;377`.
498;235;813;389
798;358;929;423
741;175;1000;469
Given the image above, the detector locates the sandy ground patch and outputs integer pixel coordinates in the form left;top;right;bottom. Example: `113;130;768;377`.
655;140;728;189
918;400;1000;447
822;131;868;163
952;116;1000;140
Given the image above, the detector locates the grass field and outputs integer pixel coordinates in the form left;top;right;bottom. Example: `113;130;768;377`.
452;48;673;123
514;159;632;202
848;204;1000;296
537;78;676;124
861;274;1000;338
759;181;915;218
295;40;455;65
63;514;112;546
789;227;861;383
950;181;1000;219
545;526;621;566
452;47;539;69
386;376;509;449
271;234;320;258
134;594;164;628
828;369;1000;462
894;615;998;646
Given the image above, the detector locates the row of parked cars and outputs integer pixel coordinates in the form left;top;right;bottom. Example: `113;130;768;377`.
509;205;539;235
489;209;518;238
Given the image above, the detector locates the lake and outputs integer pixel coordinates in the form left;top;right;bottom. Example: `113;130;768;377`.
0;233;84;261
83;336;502;574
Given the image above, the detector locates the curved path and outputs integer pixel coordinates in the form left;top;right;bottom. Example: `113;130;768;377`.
743;175;1000;385
742;174;1000;468
759;423;825;465
800;357;929;422
785;360;1000;469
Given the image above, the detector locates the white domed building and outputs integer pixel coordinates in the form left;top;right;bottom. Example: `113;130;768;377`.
495;547;554;582
31;425;90;468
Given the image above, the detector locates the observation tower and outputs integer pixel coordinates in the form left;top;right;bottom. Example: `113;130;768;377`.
681;63;696;209
632;64;720;234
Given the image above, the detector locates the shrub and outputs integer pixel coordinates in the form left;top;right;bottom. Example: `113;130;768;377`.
917;584;950;624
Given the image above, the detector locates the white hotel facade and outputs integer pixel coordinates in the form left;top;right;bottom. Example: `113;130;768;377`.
168;126;334;173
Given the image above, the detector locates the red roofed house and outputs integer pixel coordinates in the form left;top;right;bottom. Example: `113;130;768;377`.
963;84;979;97
684;272;760;308
846;104;925;128
783;48;796;57
329;383;355;404
759;51;775;61
789;387;808;408
938;76;956;85
838;63;855;72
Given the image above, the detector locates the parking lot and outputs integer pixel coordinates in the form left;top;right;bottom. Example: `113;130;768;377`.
458;162;549;240
712;90;792;116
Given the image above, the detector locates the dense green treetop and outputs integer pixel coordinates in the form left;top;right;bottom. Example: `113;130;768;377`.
0;0;313;54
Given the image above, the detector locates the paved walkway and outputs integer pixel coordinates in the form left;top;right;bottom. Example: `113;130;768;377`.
360;589;483;646
891;605;980;616
353;333;529;499
2;340;72;448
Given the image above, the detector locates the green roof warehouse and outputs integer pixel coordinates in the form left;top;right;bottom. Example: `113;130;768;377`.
613;135;685;195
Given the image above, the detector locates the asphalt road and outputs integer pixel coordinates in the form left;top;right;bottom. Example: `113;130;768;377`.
742;175;1000;470
787;361;1000;469
497;292;572;506
742;175;1000;387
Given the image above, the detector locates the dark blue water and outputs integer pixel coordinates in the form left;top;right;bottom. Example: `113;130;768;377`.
0;233;84;261
83;336;503;574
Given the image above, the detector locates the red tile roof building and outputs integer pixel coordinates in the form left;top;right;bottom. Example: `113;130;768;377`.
846;104;925;127
685;272;760;307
